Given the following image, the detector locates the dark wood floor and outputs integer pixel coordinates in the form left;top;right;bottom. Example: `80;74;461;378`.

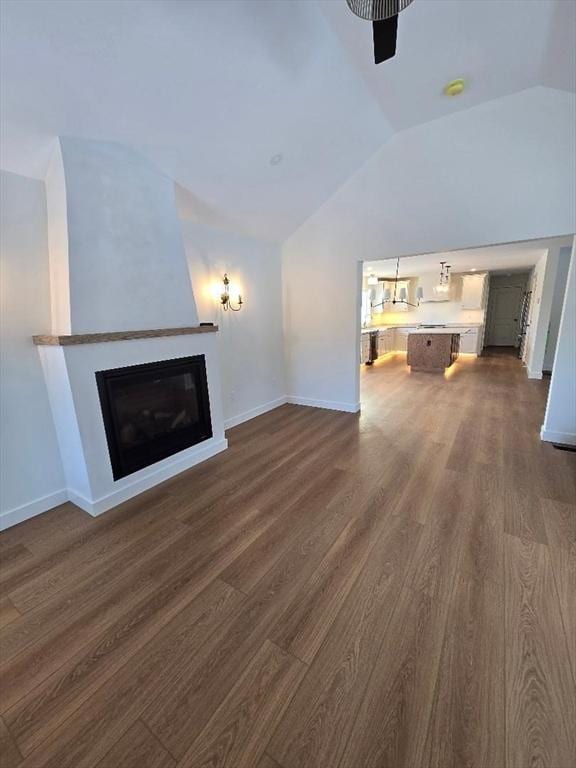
1;349;575;768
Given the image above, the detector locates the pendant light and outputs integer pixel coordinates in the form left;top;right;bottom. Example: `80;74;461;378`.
435;261;451;294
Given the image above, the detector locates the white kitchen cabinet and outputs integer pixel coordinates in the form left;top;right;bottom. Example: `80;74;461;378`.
458;328;479;353
376;330;388;356
377;328;397;355
461;274;487;310
364;325;482;360
395;329;407;352
393;326;418;351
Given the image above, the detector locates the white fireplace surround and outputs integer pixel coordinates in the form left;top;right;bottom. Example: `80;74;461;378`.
38;333;227;516
33;137;227;517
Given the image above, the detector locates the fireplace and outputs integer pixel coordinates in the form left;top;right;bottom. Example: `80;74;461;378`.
96;355;213;480
32;139;226;520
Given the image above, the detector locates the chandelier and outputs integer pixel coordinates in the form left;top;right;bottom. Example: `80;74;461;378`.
370;255;423;309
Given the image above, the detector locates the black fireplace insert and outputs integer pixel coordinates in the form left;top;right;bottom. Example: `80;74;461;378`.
96;355;212;480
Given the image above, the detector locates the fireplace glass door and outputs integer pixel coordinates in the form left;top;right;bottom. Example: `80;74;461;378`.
96;355;212;480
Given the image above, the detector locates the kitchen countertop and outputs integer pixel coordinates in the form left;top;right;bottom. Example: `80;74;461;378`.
361;322;483;334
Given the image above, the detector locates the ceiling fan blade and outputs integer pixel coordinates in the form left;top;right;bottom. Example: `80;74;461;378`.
372;15;398;64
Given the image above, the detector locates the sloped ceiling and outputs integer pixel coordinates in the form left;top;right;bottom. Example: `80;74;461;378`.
1;0;574;242
319;0;576;131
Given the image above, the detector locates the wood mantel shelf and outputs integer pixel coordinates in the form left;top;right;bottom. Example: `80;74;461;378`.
33;325;219;346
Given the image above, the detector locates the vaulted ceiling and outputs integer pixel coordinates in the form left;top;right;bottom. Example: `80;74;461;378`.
1;0;574;242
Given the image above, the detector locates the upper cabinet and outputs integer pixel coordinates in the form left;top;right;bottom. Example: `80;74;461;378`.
461;273;487;309
416;271;488;306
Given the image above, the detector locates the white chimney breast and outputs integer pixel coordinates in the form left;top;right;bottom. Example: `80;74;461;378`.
47;137;198;334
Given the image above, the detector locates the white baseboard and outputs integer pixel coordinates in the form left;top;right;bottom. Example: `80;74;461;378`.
288;395;361;413
224;397;288;430
527;367;543;380
0;489;68;531
0;438;229;528
69;437;229;516
540;428;576;446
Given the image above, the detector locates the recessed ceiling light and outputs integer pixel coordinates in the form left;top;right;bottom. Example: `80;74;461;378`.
471;267;477;272
270;153;283;166
443;78;465;97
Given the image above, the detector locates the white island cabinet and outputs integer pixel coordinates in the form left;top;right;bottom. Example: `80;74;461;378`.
392;326;419;351
377;328;395;355
448;325;484;354
458;327;479;353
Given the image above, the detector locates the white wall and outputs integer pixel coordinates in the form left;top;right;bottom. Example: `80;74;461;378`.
0;170;66;528
282;87;576;409
524;247;563;378
181;220;286;428
542;240;576;445
543;246;572;371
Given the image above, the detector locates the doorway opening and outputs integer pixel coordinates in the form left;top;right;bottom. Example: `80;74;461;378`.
484;272;529;353
358;236;573;417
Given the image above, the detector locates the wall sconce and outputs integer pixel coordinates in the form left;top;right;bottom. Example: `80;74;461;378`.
220;273;243;312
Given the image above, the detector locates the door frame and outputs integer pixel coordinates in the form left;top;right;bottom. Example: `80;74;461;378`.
484;273;529;347
355;237;574;443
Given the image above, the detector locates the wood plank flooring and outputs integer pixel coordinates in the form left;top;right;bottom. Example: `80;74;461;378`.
1;348;575;767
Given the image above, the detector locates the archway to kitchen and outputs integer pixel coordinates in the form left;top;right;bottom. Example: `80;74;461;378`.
357;237;574;439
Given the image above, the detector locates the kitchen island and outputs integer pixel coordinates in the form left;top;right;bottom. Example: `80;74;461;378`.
360;323;482;365
406;330;460;372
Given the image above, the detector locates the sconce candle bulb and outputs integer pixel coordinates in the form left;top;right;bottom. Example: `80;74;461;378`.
220;273;243;312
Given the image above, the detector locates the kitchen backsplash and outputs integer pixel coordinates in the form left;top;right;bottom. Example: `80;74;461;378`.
370;305;485;326
365;272;486;327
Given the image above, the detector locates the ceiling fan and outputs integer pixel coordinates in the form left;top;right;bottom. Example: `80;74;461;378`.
345;0;415;64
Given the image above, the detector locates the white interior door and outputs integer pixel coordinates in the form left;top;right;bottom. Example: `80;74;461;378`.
487;286;524;346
